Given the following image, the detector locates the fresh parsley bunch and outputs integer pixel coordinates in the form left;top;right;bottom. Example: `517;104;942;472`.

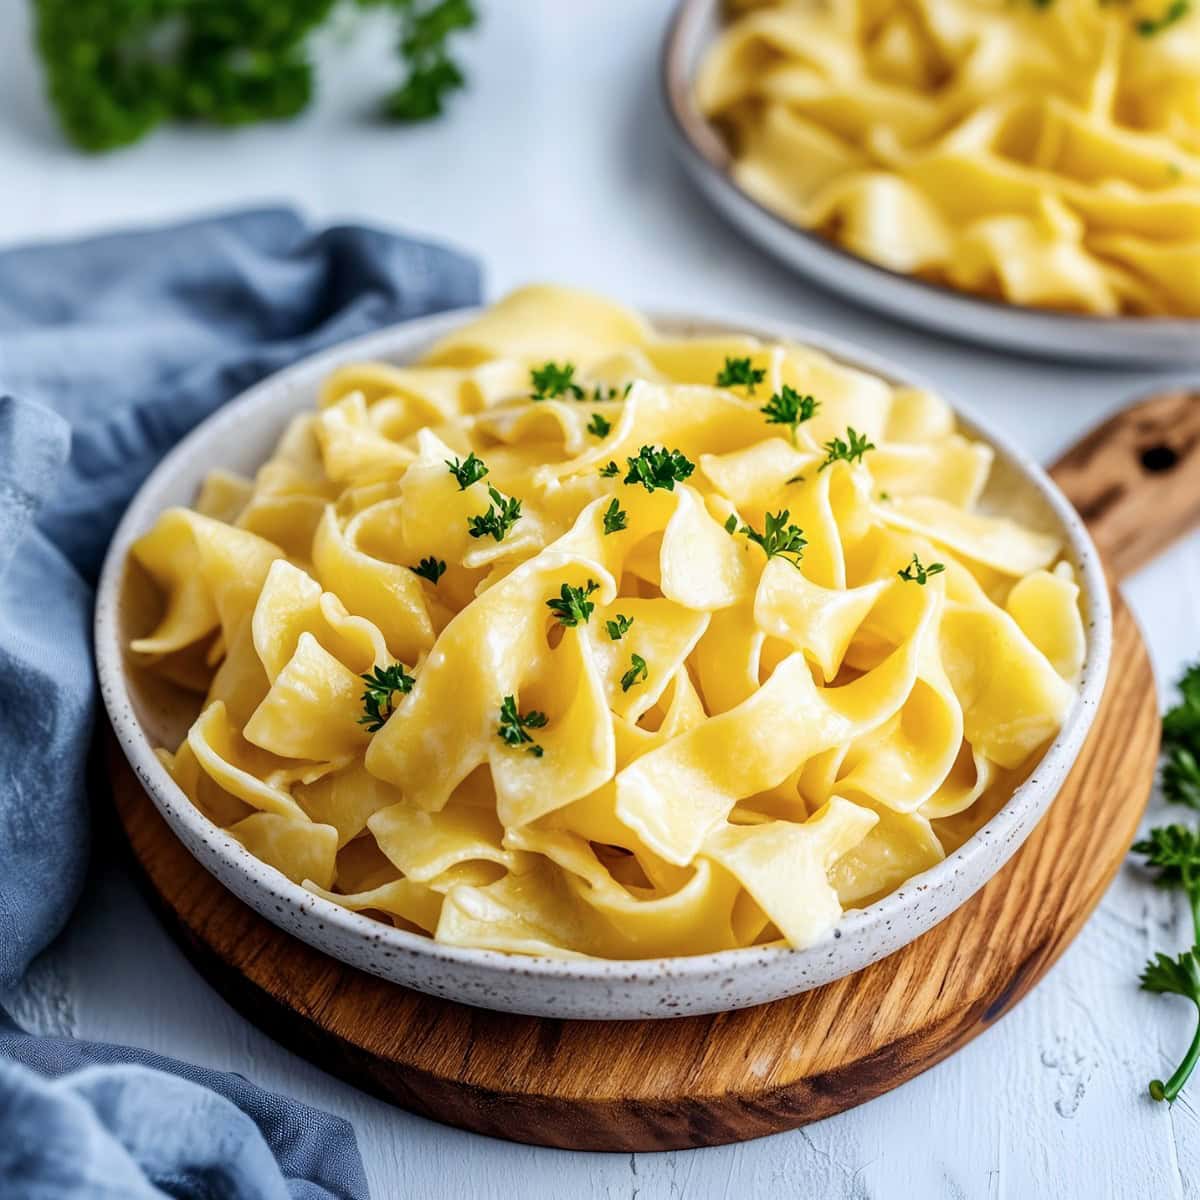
33;0;476;152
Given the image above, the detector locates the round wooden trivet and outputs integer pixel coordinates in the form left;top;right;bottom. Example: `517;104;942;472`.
107;391;1199;1151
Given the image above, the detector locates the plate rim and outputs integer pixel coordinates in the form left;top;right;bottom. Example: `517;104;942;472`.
660;0;1200;351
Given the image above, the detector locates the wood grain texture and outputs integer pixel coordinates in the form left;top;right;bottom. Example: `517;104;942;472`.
106;595;1156;1151
1050;389;1200;582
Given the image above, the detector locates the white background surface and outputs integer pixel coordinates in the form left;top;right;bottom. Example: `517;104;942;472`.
3;2;1200;1197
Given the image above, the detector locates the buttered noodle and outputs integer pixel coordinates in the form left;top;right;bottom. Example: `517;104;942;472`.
698;0;1200;316
129;287;1082;958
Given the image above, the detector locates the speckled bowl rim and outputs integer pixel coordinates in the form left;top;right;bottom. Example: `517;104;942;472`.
661;0;1200;360
95;304;1112;992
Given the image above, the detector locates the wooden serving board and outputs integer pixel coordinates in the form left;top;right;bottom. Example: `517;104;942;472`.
107;392;1200;1152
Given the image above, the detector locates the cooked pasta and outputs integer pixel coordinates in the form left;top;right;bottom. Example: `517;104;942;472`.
697;0;1200;316
128;286;1083;958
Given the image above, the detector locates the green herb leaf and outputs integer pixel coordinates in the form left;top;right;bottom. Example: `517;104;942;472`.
897;553;945;586
732;509;807;569
760;385;819;444
546;579;600;627
620;653;648;693
1166;748;1200;810
1140;948;1200;1103
602;497;628;534
530;361;584;401
359;662;416;732
445;451;488;490
591;382;630;402
818;426;875;471
410;556;447;584
1164;664;1200;746
622;445;695;493
724;513;738;534
715;356;765;394
381;0;477;122
1136;0;1190;36
467;485;522;542
598;460;620;478
497;694;548;756
587;412;612;438
606;614;633;640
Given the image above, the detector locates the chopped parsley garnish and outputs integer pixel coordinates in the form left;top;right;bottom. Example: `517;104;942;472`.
731;509;807;570
897;554;945;586
587;412;612;438
598;460;621;477
715;356;766;394
606;614;634;640
786;473;806;485
530;361;583;401
622;445;695;493
724;513;738;534
620;653;648;693
467;485;522;542
358;663;416;732
592;382;631;401
497;694;548;757
818;426;875;471
760;385;819;444
1136;0;1190;36
546;580;600;627
602;497;628;534
445;451;489;490
411;556;447;584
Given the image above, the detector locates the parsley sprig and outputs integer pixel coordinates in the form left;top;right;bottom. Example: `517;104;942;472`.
1133;659;1200;1104
546;580;599;627
818;427;875;471
467;486;522;541
760;385;819;444
587;412;612;438
446;452;488;490
897;554;945;586
1136;0;1190;36
1165;665;1200;809
530;361;584;401
1135;821;1200;1103
602;498;628;534
727;509;807;570
606;614;633;640
622;445;695;493
620;653;648;693
599;460;620;478
497;694;548;757
716;356;765;394
411;556;447;584
359;663;416;732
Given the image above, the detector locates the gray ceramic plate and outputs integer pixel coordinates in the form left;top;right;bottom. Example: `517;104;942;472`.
662;0;1200;365
95;307;1111;1019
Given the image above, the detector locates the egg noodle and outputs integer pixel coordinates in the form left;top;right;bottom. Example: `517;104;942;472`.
698;0;1200;316
129;286;1082;959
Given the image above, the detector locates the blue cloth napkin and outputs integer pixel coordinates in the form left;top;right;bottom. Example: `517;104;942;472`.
0;208;482;1198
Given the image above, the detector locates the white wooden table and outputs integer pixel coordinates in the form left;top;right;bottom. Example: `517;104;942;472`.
3;2;1199;1195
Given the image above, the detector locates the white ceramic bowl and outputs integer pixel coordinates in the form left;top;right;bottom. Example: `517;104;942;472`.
96;307;1112;1020
662;0;1200;365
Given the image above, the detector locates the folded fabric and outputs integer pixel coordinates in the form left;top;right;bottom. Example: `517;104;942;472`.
0;208;482;1198
0;1013;369;1200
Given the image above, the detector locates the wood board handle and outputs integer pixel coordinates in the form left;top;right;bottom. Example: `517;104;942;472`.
1048;390;1200;585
